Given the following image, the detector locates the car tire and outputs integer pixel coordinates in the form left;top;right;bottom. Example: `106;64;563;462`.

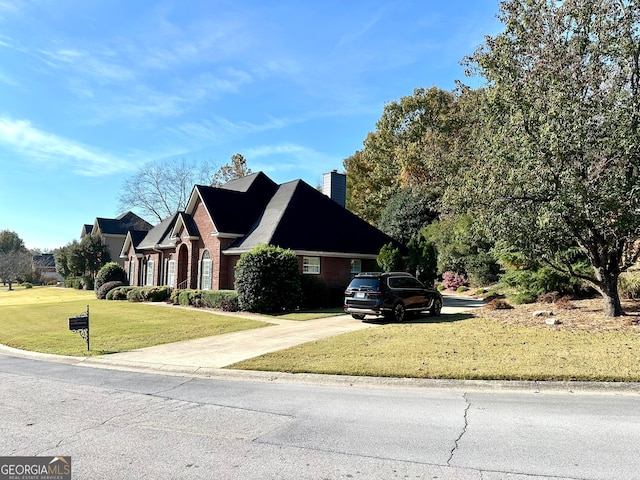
351;313;365;320
392;302;406;322
430;298;442;316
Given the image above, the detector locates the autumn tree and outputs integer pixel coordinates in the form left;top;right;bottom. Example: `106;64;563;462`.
343;86;481;225
118;158;217;222
461;0;640;316
211;153;253;186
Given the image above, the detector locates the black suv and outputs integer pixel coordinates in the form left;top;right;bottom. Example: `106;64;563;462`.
344;272;443;322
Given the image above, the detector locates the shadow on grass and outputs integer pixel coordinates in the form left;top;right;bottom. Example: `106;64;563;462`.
363;312;476;325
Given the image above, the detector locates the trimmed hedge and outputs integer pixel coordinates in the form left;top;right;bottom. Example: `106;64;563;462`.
96;281;125;300
105;286;172;303
169;289;239;311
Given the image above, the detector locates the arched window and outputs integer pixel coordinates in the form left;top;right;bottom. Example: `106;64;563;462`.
201;250;212;290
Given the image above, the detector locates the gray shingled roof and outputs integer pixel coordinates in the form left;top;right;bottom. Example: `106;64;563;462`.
138;213;181;249
195;172;278;235
95;211;152;236
226;179;404;256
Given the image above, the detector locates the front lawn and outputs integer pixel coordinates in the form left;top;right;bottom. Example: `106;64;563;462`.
230;311;640;382
0;286;269;356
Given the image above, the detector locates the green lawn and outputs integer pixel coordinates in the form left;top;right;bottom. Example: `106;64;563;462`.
230;313;640;382
0;286;269;356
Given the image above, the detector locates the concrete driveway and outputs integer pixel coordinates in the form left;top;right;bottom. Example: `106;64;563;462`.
82;294;483;373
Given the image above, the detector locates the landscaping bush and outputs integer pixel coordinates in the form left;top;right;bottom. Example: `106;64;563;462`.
201;290;240;311
21;282;33;289
235;245;301;313
72;278;83;290
106;286;133;300
619;273;640;299
96;280;125;300
126;288;144;302
456;285;469;293
299;275;328;309
95;262;127;296
442;271;469;290
144;286;171;302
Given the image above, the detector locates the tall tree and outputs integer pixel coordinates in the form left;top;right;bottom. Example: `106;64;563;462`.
461;0;640;316
118;158;217;222
81;234;111;277
0;230;31;290
211;153;252;186
343;86;480;225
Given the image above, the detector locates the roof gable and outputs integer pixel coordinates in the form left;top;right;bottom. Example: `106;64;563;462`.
228;180;403;255
95;211;153;236
187;172;278;235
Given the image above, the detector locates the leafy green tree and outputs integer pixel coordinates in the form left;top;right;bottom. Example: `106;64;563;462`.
81;234;111;277
423;215;500;287
407;231;437;286
461;0;640;316
234;245;301;312
66;240;86;278
376;242;405;272
54;245;72;279
378;188;439;245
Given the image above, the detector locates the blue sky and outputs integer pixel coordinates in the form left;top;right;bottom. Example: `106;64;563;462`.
0;0;501;250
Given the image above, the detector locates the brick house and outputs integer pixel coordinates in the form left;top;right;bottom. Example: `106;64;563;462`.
120;172;403;290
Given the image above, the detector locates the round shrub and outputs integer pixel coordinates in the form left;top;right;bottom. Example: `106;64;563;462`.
234;245;301;313
95;262;127;296
96;280;125;300
145;286;171;302
21;282;33;289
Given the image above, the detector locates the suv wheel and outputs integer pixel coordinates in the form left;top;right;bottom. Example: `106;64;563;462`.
430;298;442;316
351;314;365;320
392;302;405;322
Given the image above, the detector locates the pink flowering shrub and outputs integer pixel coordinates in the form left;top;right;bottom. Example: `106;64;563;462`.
442;271;469;290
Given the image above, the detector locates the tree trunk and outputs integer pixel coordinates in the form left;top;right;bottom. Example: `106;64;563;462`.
594;269;624;317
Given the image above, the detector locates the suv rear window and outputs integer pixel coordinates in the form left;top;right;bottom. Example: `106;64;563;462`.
348;278;380;290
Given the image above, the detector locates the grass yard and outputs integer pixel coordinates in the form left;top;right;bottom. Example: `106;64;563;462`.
0;286;269;356
230;313;640;382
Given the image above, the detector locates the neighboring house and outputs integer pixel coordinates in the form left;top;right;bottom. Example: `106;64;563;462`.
120;172;404;291
83;211;153;267
32;253;62;283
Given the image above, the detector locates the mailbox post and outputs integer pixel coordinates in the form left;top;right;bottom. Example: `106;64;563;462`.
68;305;90;351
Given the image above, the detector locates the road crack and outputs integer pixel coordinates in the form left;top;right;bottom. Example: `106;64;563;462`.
447;392;470;466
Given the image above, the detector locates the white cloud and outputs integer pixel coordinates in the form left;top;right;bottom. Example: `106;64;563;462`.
0;116;134;176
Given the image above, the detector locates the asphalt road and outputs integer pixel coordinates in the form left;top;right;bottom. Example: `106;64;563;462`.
1;354;639;480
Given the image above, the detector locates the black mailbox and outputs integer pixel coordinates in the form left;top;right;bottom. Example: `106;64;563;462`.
68;316;88;330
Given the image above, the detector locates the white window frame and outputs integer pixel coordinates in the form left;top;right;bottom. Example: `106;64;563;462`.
201;251;212;290
145;259;155;286
302;256;320;274
167;260;176;288
129;258;135;285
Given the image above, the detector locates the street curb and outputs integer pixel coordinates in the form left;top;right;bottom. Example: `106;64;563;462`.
2;343;639;395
